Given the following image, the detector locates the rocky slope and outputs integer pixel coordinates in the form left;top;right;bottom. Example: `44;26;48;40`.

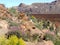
0;6;56;45
14;0;60;14
0;2;60;45
0;4;12;19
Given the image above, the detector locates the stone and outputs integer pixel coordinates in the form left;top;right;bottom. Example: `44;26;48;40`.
0;20;9;36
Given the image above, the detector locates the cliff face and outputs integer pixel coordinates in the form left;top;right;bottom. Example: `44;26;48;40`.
16;0;60;14
0;4;12;19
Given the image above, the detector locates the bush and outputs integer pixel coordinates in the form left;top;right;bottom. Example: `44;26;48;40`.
44;34;56;42
30;16;38;23
30;16;56;30
54;39;60;45
9;8;19;17
0;35;26;45
0;36;8;45
5;31;22;39
9;21;19;26
18;38;26;45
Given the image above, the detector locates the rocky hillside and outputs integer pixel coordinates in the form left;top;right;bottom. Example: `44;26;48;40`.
15;0;60;14
0;12;57;45
0;1;60;45
0;4;12;19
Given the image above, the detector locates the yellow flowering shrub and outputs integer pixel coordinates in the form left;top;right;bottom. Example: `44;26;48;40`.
0;36;8;45
8;35;18;45
0;35;26;45
18;38;26;45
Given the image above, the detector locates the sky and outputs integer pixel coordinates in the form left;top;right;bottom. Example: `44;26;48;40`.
0;0;55;8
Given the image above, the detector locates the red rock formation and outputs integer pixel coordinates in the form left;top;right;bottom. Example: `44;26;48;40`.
0;4;12;19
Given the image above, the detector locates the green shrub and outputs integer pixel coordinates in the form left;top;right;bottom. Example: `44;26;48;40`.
9;21;19;26
18;38;26;45
32;34;40;41
54;39;60;45
5;31;22;39
30;16;56;30
30;16;38;23
9;8;19;17
44;34;56;42
8;35;18;45
56;26;60;35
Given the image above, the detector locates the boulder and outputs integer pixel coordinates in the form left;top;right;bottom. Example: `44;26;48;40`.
0;20;9;36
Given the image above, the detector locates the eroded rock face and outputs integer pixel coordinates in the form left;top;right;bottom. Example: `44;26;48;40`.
18;13;45;39
0;4;5;8
15;0;60;14
0;4;12;19
0;20;9;29
56;0;60;2
26;40;54;45
0;20;9;36
42;29;55;35
26;42;35;45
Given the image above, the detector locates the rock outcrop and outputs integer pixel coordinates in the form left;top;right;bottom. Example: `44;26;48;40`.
15;0;60;14
0;4;12;19
0;20;9;36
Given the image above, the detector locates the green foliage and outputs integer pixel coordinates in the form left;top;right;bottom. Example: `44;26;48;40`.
35;20;44;30
30;16;38;23
56;26;60;35
6;31;22;39
9;21;19;26
32;34;40;41
44;34;56;42
9;8;19;17
30;16;43;29
0;36;8;45
1;17;7;20
18;38;26;45
54;39;60;45
21;30;40;42
8;35;18;45
9;8;16;14
30;16;56;31
45;33;60;45
43;20;50;29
